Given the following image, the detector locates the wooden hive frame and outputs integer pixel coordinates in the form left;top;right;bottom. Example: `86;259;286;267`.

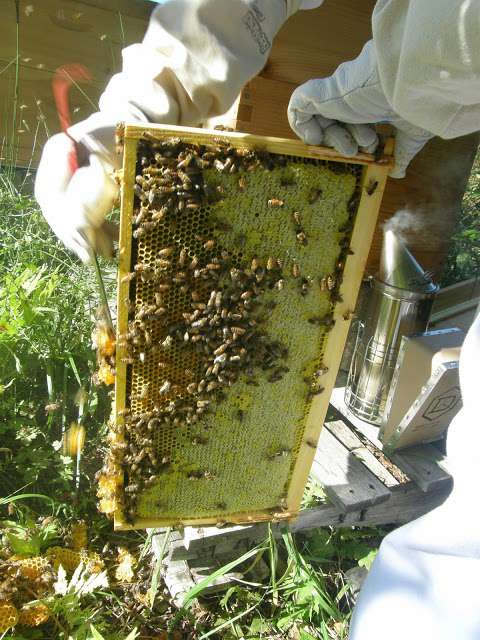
113;123;393;530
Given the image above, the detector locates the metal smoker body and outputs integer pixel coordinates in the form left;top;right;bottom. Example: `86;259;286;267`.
345;230;438;425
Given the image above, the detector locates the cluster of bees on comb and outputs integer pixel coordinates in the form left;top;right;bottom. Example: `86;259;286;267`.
97;133;358;523
92;321;116;386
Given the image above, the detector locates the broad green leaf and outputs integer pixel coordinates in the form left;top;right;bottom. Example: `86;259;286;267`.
6;531;40;556
89;625;105;640
358;548;378;570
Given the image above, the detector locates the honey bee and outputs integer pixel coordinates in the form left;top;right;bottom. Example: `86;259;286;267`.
319;274;335;292
155;258;171;269
307;385;325;398
266;256;276;271
308;314;335;327
158;246;173;258
268;198;284;207
314;366;329;377
152;207;168;222
133;227;146;239
293;211;302;226
268;448;291;460
134;209;147;226
366;179;379;196
161;336;173;349
158;380;172;396
188;469;216;480
203;239;215;251
238;176;247;191
138;382;150;400
292;262;300;278
121;272;135;284
178;248;188;267
296;231;307;246
300;277;310;296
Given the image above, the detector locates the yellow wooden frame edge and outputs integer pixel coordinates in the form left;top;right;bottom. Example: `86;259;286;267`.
113;123;392;530
122;122;394;167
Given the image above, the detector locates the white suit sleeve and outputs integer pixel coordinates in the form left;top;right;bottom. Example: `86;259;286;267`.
373;0;480;139
97;0;320;128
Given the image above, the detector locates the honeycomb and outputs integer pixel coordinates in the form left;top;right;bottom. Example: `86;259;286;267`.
16;556;50;580
71;521;88;551
18;603;50;627
114;126;373;528
0;602;18;633
46;546;103;573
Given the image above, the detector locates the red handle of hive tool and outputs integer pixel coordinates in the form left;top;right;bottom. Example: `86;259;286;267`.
52;64;92;174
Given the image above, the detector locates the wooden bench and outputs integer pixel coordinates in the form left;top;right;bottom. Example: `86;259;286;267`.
155;391;452;603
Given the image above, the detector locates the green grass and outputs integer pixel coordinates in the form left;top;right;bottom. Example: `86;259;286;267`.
442;151;480;286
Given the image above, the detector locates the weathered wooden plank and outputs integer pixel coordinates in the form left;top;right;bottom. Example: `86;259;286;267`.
162;480;451;602
329;387;451;491
163;557;195;605
431;278;480;315
291;481;451;531
325;420;399;487
329;386;384;448
171;524;267;561
166;481;451;567
390;445;451;492
311;426;391;512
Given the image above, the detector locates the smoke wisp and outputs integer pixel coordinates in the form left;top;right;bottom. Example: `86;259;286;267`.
382;209;426;243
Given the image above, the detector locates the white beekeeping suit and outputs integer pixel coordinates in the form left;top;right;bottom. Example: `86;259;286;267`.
34;3;480;635
349;311;480;640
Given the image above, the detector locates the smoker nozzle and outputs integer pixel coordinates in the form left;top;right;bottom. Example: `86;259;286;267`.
378;230;437;293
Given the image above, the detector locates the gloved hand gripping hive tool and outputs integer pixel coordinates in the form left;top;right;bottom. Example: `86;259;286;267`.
52;64;114;331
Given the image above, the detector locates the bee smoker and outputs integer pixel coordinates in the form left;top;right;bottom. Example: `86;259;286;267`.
344;230;438;425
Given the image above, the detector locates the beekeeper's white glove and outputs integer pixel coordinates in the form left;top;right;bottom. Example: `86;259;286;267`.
34;114;122;263
287;40;433;178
